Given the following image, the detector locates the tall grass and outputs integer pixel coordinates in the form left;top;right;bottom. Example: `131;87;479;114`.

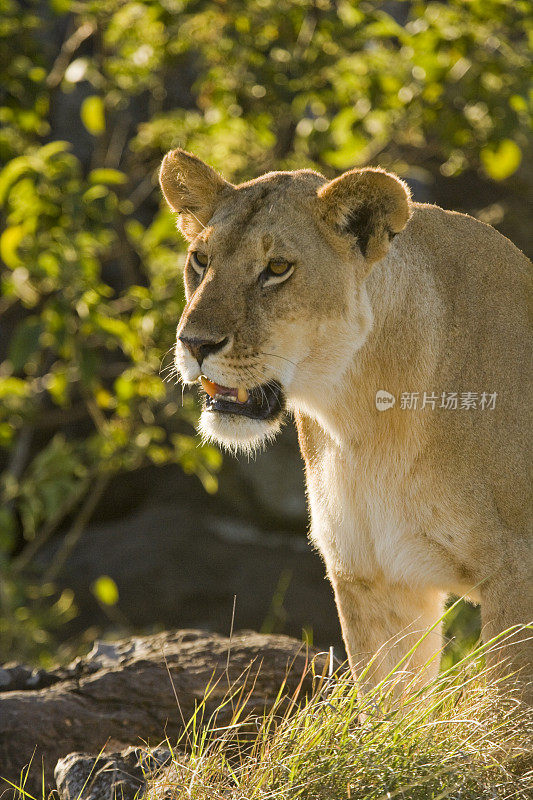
146;628;532;800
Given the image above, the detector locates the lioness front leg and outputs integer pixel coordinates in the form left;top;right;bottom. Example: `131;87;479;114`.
480;559;533;703
330;573;445;687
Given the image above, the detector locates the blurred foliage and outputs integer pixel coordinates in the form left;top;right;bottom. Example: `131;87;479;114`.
91;574;119;606
0;0;531;665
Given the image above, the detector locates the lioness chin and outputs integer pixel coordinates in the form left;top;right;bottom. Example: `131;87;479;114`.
160;149;532;697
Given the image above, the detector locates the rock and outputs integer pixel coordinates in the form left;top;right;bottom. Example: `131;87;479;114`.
219;426;307;527
40;499;341;652
0;668;12;689
0;629;325;797
85;639;135;668
0;662;73;692
55;746;172;800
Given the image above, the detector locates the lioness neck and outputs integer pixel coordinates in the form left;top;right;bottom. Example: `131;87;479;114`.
294;232;440;454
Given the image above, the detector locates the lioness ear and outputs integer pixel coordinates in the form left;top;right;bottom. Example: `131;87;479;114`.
317;168;411;265
159;148;234;239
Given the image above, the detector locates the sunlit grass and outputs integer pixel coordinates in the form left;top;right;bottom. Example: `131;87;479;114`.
145;627;532;800
4;625;531;800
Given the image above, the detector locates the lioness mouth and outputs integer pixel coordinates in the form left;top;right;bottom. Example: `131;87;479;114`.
200;376;283;421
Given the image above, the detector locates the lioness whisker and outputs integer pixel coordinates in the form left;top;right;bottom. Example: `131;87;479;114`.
258;351;298;369
264;379;283;410
158;344;176;374
160;363;177;376
243;366;270;409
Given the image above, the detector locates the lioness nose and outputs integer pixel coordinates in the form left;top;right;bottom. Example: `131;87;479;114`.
178;335;229;367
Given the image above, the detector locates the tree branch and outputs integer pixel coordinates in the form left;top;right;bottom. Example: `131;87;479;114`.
46;20;97;88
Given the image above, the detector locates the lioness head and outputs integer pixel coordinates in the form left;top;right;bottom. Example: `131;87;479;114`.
160;149;411;452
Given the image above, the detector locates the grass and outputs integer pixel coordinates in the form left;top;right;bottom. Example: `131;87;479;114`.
144;624;532;800
4;625;532;800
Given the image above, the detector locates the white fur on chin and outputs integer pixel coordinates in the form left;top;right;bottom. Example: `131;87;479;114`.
198;408;282;455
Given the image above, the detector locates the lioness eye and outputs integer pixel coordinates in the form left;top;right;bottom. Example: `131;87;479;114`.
268;259;291;276
190;250;208;276
262;259;294;286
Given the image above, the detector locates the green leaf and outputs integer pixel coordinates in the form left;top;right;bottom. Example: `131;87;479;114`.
9;318;43;371
200;472;218;494
509;95;527;113
0;423;15;447
91;575;119;606
114;374;136;401
47;370;69;406
0;376;30;398
95;315;137;354
89;168;127;185
480;140;522;181
37;141;71;160
81;96;105;136
0;225;25;268
83;184;109;203
50;0;72;14
0;157;31;205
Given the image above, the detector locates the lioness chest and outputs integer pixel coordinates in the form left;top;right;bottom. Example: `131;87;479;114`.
305;439;475;596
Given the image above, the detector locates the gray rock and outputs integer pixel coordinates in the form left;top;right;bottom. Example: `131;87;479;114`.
220;426;307;527
0;662;83;691
41;500;340;651
1;629;326;797
85;639;133;668
0;668;11;688
55;746;172;800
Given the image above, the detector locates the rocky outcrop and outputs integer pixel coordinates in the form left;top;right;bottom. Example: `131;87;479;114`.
0;630;326;797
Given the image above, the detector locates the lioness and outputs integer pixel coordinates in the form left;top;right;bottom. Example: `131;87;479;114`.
160;148;532;691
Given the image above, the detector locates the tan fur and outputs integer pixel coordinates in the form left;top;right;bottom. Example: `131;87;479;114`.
160;149;532;696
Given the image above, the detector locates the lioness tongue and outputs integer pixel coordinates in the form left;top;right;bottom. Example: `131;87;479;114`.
200;376;249;403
